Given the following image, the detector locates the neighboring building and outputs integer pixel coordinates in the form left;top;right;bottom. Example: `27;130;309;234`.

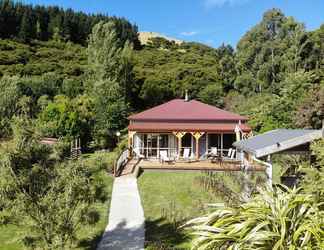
233;129;323;186
128;98;251;160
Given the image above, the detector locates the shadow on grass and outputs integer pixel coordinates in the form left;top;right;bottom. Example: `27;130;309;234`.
77;232;103;250
145;217;190;250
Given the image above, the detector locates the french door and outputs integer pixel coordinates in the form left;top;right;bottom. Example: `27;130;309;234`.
147;134;158;158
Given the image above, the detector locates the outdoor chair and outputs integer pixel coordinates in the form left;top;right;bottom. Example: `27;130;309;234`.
210;147;218;156
223;148;233;158
207;147;219;162
183;148;196;162
159;150;175;164
223;148;239;162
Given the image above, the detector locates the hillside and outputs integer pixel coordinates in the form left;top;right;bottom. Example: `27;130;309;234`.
0;39;87;78
138;31;183;45
0;3;323;148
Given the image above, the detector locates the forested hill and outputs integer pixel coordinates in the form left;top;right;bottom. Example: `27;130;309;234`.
0;1;323;149
0;0;140;46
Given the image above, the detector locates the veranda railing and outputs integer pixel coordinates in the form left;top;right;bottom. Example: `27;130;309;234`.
114;149;129;176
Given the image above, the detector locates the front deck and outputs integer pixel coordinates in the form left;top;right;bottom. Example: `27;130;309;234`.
136;159;265;172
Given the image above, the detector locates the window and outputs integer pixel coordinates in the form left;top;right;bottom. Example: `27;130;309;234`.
208;134;221;149
223;134;236;149
159;134;168;149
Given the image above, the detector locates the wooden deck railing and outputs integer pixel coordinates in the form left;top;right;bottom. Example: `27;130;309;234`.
114;149;129;177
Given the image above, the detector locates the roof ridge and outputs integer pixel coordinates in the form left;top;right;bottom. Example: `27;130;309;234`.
190;99;247;117
129;98;248;121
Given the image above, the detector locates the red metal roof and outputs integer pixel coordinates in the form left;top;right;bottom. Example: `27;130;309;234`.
128;122;251;133
129;99;248;121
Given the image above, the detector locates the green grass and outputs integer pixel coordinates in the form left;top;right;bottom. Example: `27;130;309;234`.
0;169;114;250
138;172;223;249
138;170;274;249
0;225;22;250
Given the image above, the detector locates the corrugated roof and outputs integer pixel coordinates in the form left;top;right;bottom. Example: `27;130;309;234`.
129;99;248;121
129;122;251;133
233;129;323;158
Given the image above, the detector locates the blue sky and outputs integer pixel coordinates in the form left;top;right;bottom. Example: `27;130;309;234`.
21;0;324;48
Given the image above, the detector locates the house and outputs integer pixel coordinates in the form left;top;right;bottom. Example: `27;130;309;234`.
127;98;251;161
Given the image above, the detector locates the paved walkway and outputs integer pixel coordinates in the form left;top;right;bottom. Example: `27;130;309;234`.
97;175;145;250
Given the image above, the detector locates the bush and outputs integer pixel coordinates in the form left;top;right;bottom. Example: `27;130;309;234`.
84;151;117;174
185;187;324;250
0;118;107;249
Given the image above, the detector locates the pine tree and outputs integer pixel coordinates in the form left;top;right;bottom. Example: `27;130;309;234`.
18;9;32;42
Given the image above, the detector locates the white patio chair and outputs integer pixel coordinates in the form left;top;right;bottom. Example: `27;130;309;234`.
207;147;217;158
183;148;190;159
223;148;238;162
182;148;196;162
210;147;218;156
230;149;236;159
226;148;232;158
159;150;174;164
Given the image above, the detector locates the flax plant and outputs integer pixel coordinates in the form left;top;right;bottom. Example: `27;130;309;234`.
185;187;324;250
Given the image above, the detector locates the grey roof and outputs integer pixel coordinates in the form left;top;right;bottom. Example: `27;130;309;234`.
233;129;323;158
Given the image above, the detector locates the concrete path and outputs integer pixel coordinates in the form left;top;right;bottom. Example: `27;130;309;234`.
97;175;145;250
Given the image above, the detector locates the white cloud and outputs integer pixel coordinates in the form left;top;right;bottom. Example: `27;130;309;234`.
180;31;198;36
204;0;250;8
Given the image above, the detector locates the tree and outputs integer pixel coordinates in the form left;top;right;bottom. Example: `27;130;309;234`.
92;80;129;148
87;21;133;147
197;84;224;108
0;118;106;249
294;85;324;129
216;44;237;91
18;8;35;42
235;9;309;94
0;76;23;137
38;95;94;146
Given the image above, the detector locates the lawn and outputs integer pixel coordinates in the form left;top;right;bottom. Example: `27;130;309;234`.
0;160;114;250
138;170;274;249
138;171;223;249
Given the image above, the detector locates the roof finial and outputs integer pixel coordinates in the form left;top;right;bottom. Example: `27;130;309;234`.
185;89;189;102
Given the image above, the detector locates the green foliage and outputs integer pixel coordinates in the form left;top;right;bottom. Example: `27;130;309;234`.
198;84;224;107
0;39;87;78
87;21;132;148
294;85;324;129
147;37;178;49
38;95;94;146
0;6;324;141
0;118;107;249
133;41;221;108
0;0;139;45
91;80;129;148
83;151;117;174
186;187;324;250
299;139;324;205
235;9;315;94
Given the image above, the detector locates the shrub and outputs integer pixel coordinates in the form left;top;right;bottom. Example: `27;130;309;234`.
185;187;324;250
